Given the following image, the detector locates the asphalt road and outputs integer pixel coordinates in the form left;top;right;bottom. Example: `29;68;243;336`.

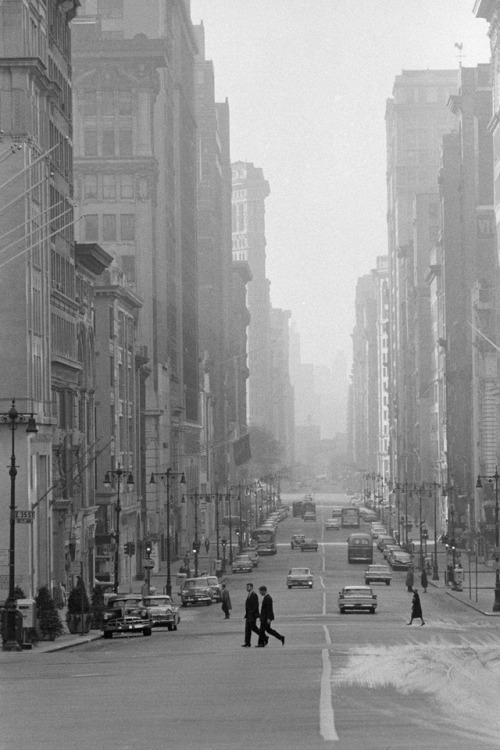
1;493;499;750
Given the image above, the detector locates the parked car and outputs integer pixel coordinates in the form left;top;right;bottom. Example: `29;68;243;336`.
242;547;260;567
232;555;253;573
103;602;153;638
142;594;180;630
180;577;213;607
291;534;306;549
300;538;318;551
389;551;413;570
359;508;378;522
287;567;314;588
206;576;222;601
324;518;341;530
364;564;392;586
370;525;387;539
303;511;316;522
383;545;400;561
377;535;395;552
337;585;377;614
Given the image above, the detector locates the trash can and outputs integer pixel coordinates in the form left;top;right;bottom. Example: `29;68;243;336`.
453;566;463;591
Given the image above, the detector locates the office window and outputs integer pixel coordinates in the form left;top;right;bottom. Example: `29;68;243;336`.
121;255;136;283
102;174;116;200
118;129;133;156
83;174;97;199
84;214;98;241
120;174;134;199
118;91;132;115
102;214;117;242
102;129;115;156
83;128;97;156
82;90;97;116
120;214;135;241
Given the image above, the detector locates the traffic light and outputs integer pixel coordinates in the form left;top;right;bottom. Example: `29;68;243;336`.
129;542;135;556
124;542;130;555
145;540;152;555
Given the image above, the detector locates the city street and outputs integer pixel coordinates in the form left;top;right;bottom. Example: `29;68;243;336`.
1;494;499;750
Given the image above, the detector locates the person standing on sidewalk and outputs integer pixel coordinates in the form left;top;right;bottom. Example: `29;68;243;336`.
256;586;285;647
420;568;428;593
242;582;260;647
221;583;232;619
405;568;414;592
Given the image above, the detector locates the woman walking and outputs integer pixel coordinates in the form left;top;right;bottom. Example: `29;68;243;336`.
407;588;425;625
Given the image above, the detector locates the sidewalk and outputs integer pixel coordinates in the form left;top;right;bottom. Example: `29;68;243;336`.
427;557;500;616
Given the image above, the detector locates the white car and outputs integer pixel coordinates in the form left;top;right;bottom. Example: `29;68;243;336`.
324;518;341;530
287;567;314;589
142;594;181;630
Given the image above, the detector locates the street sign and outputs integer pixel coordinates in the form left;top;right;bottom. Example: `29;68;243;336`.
15;510;34;523
142;559;154;569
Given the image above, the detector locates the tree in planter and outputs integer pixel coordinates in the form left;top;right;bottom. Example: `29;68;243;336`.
35;586;63;640
66;577;91;634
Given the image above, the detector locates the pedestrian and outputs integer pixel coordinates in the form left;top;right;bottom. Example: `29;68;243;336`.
420;568;428;593
405;568;414;592
407;588;425;625
242;582;260;647
257;586;285;647
221;583;232;619
59;582;67;608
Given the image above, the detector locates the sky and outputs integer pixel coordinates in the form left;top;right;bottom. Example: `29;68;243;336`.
189;1;491;371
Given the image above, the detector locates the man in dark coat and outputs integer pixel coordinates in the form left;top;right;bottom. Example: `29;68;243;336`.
257;586;285;647
407;588;425;625
221;583;232;619
242;582;260;647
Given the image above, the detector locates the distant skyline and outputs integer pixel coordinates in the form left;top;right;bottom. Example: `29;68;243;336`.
190;1;490;370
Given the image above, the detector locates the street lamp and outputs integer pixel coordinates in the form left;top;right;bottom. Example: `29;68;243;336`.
221;537;227;574
476;468;500;612
149;469;186;596
431;481;440;580
227;491;234;565
1;399;37;652
103;464;134;594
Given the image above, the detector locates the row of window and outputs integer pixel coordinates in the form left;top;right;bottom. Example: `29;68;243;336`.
79;89;133;117
83;125;133;158
78;173;135;200
84;213;135;243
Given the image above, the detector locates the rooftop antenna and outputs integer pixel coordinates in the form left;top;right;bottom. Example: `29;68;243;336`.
454;42;464;68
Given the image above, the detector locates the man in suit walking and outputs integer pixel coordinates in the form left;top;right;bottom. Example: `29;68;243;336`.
257;586;285;647
242;582;261;647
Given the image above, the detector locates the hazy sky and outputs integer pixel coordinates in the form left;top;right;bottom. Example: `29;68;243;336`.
190;1;490;371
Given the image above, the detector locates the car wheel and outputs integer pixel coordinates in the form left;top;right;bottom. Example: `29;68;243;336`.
340;609;345;614
386;581;391;586
370;608;376;614
173;623;178;631
103;630;112;639
181;602;187;607
143;627;152;636
206;600;211;606
167;623;173;631
287;585;292;589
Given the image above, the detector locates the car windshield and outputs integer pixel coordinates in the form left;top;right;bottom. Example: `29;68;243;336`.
207;577;218;585
184;579;208;587
143;597;172;606
290;568;309;575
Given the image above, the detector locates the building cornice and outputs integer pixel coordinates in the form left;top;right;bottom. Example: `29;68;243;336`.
95;283;143;310
75;242;113;277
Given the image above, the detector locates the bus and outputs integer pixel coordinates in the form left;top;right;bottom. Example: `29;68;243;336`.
302;498;316;517
292;500;303;517
347;532;373;564
341;506;360;528
250;527;277;555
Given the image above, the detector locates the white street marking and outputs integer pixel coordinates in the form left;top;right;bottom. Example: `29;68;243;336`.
320;634;338;742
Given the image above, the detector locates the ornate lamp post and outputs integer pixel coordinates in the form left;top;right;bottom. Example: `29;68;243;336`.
149;469;186;596
1;400;37;652
430;481;440;580
103;464;134;594
476;468;500;612
221;537;227;574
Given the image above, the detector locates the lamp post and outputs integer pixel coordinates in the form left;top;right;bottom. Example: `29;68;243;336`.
221;537;227;574
149;469;186;597
476;468;500;612
431;481;440;580
103;464;134;594
1;400;37;652
227;491;233;565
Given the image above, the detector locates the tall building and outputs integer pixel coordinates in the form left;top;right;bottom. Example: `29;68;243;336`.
372;256;390;480
0;0;83;601
270;308;294;468
385;69;458;486
231;161;272;431
73;0;200;568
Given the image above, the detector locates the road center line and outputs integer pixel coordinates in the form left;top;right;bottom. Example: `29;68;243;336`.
320;629;338;742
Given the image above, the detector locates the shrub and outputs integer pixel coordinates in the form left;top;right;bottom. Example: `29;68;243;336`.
35;586;63;640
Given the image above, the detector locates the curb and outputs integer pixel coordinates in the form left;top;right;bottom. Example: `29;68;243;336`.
37;633;103;653
445;589;500;616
